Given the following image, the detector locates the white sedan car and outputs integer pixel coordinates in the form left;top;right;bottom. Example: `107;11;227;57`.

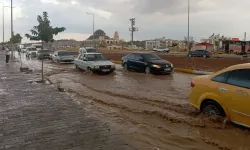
51;50;75;63
74;53;115;74
153;47;170;53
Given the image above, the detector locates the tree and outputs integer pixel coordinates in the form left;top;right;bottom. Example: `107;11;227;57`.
25;11;66;81
184;36;195;52
25;12;66;43
9;33;22;43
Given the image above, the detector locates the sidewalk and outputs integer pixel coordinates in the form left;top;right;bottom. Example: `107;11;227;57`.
0;51;136;150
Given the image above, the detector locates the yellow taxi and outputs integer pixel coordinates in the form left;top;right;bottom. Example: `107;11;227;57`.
189;63;250;128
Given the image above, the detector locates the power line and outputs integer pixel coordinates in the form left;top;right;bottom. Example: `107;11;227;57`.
129;18;138;48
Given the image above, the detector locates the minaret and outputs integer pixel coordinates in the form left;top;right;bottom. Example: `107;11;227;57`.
114;31;119;40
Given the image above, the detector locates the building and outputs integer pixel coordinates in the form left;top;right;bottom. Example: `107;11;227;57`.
145;37;167;50
201;34;231;50
82;29;121;48
145;37;187;50
52;39;82;48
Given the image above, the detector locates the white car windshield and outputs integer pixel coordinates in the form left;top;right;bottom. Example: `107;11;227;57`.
86;48;97;53
87;54;107;61
28;48;37;51
142;54;161;60
58;51;72;56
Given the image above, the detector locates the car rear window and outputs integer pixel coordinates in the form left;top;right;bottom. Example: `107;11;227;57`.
211;71;231;83
227;69;250;89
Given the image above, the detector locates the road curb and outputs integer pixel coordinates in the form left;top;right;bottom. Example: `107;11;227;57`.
112;61;213;75
174;68;213;75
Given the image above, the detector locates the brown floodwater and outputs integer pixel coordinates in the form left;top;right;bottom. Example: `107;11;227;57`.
21;55;250;150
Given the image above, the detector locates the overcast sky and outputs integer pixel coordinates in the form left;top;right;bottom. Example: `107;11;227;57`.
1;0;250;43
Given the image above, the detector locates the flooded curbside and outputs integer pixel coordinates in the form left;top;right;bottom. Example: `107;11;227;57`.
112;61;213;75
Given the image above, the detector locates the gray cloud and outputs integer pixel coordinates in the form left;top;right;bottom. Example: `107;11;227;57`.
1;0;250;42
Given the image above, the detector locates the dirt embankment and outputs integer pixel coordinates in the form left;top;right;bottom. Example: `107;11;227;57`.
103;53;250;72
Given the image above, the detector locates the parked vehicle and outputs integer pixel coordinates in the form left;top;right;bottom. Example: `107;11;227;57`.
21;48;26;53
31;44;42;51
189;63;250;128
122;53;174;74
188;50;211;58
36;49;53;60
51;50;75;63
79;47;98;55
25;47;37;57
153;47;170;53
74;53;115;74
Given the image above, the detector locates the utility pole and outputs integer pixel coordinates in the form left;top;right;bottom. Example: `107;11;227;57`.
11;0;14;59
187;0;190;52
244;32;246;41
129;18;138;48
2;6;12;44
2;7;5;44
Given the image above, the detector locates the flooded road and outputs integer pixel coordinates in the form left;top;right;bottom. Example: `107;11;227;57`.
19;53;250;150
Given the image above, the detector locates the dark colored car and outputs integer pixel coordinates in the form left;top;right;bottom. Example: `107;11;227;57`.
188;50;211;58
122;53;174;74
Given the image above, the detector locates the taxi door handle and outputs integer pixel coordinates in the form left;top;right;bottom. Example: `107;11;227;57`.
219;87;228;92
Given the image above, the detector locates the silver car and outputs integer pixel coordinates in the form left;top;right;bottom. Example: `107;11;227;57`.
74;53;116;74
52;50;75;63
25;47;37;57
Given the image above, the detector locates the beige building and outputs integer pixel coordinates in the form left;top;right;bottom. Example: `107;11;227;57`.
83;29;121;48
145;37;187;50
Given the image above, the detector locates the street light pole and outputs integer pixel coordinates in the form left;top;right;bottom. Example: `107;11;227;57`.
86;12;95;48
187;0;190;52
2;6;5;44
2;6;13;44
10;0;14;59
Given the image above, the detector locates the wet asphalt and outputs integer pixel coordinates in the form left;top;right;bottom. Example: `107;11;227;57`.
16;52;250;150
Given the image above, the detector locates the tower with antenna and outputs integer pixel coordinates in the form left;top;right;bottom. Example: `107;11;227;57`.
129;18;138;48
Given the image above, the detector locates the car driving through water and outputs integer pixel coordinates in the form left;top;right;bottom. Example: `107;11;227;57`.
74;53;115;74
25;47;38;57
189;63;250;128
51;50;75;63
122;53;174;74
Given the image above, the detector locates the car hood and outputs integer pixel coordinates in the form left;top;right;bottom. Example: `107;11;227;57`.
149;59;171;65
91;61;114;66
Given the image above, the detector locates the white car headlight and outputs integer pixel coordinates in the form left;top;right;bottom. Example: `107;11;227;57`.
152;64;161;68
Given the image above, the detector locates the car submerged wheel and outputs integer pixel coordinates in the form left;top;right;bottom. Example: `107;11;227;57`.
145;66;151;74
123;63;128;71
203;55;207;58
201;101;225;117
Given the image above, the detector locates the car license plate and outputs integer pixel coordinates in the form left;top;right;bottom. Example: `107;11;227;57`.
102;69;110;72
164;68;171;71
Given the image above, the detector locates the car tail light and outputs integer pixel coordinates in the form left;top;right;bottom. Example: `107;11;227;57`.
191;81;195;88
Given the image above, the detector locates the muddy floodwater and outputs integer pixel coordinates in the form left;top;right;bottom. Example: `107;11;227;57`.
20;54;250;150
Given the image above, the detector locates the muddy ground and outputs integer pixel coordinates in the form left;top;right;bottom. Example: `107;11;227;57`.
57;48;250;72
19;53;250;150
102;53;250;72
